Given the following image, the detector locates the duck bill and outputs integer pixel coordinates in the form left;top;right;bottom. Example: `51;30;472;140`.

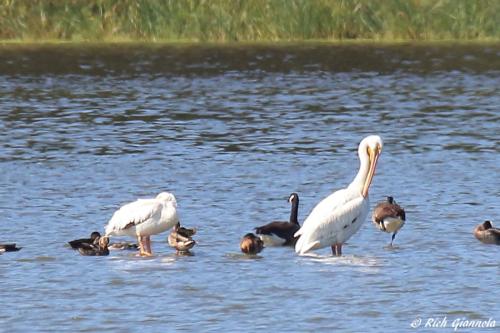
362;147;380;198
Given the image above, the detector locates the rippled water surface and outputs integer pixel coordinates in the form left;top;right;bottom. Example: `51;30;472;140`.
1;43;499;332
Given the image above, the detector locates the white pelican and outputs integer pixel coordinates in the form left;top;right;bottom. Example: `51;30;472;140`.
105;192;179;256
254;192;301;246
372;196;406;246
474;221;500;245
295;135;383;256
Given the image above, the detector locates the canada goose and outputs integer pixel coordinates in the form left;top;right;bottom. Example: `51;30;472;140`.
372;196;406;246
255;193;301;246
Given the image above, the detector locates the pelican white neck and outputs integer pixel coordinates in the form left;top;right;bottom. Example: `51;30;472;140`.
348;135;383;198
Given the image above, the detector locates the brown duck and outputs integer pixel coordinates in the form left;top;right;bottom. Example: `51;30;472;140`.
76;236;110;256
168;222;196;254
68;231;101;249
474;221;500;245
240;233;264;255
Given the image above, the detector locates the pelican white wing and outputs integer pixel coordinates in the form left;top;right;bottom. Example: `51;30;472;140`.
105;199;163;236
295;189;368;254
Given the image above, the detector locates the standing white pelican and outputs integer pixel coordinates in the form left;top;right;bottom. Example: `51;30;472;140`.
295;135;383;256
105;192;179;256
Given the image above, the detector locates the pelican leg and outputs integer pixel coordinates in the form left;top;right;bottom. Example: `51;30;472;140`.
143;236;153;256
331;244;342;256
137;236;146;256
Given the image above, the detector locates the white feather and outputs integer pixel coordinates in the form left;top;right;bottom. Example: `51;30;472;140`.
294;135;383;255
258;234;287;247
295;190;368;254
380;217;405;233
105;192;178;238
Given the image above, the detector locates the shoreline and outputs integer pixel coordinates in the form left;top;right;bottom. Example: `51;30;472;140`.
1;39;499;46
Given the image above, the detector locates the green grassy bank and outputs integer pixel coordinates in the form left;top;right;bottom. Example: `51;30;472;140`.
1;0;499;42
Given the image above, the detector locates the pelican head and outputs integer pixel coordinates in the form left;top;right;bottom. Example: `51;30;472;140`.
358;135;383;198
288;192;299;203
156;192;177;204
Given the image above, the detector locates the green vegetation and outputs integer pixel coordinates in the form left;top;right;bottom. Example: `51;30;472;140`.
1;0;499;42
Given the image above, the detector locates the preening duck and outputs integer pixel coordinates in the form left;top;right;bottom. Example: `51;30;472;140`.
76;236;110;256
240;233;264;255
372;196;406;246
168;222;197;254
474;221;500;245
105;192;179;256
255;192;301;246
295;135;383;256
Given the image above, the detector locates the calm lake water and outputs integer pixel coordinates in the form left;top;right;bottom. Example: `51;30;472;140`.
0;43;499;332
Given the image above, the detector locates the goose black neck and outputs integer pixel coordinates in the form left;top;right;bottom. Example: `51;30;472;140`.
289;197;299;225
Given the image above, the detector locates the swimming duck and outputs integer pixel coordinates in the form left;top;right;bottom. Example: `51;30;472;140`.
76;236;110;256
372;196;406;246
240;233;264;255
255;193;301;246
474;221;500;245
0;243;22;252
168;222;196;254
68;231;101;249
105;192;179;256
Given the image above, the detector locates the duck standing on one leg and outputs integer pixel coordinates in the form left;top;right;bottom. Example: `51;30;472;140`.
372;196;406;246
168;222;197;255
254;192;301;247
295;135;383;256
474;220;500;245
105;192;179;256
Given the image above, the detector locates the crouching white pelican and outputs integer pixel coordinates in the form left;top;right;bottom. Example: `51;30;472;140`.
105;192;179;256
295;135;383;256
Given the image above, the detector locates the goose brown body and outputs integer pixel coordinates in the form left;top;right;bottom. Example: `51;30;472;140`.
372;196;406;246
